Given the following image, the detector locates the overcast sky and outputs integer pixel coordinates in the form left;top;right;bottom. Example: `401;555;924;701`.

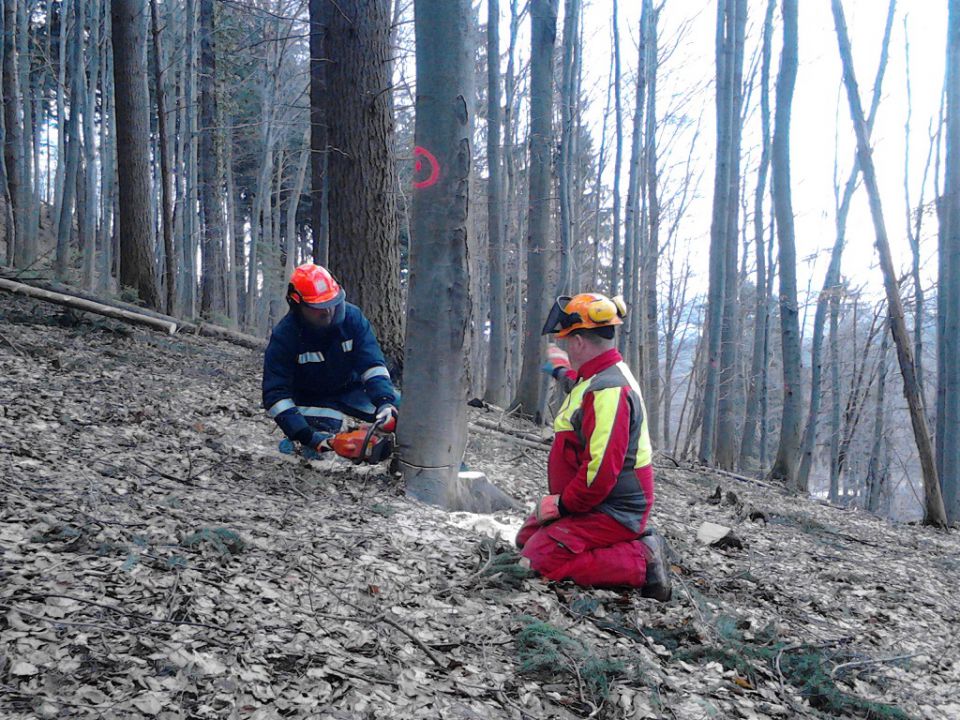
500;0;951;305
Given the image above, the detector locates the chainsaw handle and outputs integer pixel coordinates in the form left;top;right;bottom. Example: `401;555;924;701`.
355;415;386;464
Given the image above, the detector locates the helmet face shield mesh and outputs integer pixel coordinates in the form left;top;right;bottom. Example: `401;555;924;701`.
542;296;575;335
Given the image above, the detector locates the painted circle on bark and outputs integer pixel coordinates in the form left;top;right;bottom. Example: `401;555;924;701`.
413;146;440;189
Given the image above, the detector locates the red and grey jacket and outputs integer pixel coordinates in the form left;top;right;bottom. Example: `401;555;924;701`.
548;348;653;532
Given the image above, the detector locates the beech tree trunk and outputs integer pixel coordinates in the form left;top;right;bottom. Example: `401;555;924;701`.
398;0;474;505
55;0;84;280
308;0;328;265
938;0;960;523
769;0;802;488
609;0;623;297
3;0;26;267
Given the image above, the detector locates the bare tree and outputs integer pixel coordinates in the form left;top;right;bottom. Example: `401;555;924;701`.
832;0;947;527
484;0;509;406
150;0;175;313
199;0;226;319
769;0;802;488
55;0;84;280
609;0;623;296
739;0;775;471
3;0;27;266
512;0;558;418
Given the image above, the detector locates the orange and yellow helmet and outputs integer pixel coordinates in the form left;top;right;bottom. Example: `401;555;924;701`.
541;293;627;338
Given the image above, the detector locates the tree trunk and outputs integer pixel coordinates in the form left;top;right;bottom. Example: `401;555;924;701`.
556;0;580;294
828;290;841;503
150;0;175;313
323;0;402;369
715;0;747;471
938;0;960;523
484;0;509;406
797;0;895;491
739;0;775;471
198;0;226;319
3;0;26;267
55;0;84;280
642;0;661;447
512;0;558;418
865;320;889;514
398;0;474;505
111;0;160;308
832;0;948;528
700;0;735;465
99;17;116;292
769;0;802;488
308;0;328;265
179;0;198;317
609;0;623;297
82;0;102;291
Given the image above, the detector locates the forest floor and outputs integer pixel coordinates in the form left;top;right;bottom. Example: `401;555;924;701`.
1;289;959;720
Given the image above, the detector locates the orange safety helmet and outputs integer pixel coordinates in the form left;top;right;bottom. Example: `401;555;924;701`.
287;263;345;308
542;293;627;338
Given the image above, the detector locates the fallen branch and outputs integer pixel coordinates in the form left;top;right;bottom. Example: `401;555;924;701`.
470;418;551;446
468;423;550;452
0;272;267;350
0;278;178;334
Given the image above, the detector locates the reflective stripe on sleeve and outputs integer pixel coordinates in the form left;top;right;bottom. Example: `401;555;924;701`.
361;365;390;382
267;398;297;418
585;387;622;486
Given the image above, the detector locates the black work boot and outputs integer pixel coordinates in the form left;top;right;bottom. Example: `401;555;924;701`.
640;531;673;602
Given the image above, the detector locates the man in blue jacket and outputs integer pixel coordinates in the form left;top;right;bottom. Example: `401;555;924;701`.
262;263;399;462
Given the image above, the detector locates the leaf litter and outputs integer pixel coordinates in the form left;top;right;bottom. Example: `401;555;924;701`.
1;291;958;719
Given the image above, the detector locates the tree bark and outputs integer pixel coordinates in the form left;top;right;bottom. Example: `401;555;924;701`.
739;0;775;471
512;0;558;418
55;0;84;280
322;0;402;369
769;0;802;488
308;0;328;265
715;0;747;471
82;0;102;291
111;0;160;308
3;0;26;267
865;320;889;514
642;0;661;446
556;0;580;295
609;0;623;297
198;0;226;319
398;0;475;506
938;0;960;523
150;0;175;314
832;0;948;528
484;0;509;406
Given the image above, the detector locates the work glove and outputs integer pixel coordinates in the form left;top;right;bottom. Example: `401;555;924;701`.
541;344;571;379
302;430;334;459
534;494;563;524
375;404;398;432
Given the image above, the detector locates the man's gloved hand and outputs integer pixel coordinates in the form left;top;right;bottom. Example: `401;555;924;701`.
542;344;571;379
375;404;398;432
308;430;334;452
535;494;562;524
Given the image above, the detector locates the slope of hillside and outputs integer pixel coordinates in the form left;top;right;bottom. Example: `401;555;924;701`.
1;290;957;719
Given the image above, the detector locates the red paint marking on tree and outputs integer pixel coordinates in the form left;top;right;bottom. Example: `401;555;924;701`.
413;146;440;188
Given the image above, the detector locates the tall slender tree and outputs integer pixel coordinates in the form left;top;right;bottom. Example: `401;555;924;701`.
513;0;559;418
308;0;328;265
3;0;26;267
198;0;226;318
609;0;623;296
769;0;802;487
484;0;509;406
111;0;160;308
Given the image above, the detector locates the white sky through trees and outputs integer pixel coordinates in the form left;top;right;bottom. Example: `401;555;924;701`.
492;0;949;305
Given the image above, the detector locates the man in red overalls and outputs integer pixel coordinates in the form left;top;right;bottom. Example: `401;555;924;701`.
516;293;672;600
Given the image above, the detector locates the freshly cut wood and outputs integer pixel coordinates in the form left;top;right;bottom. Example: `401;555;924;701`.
0;276;267;350
0;278;177;334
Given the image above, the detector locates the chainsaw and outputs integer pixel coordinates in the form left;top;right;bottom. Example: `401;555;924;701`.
282;415;395;465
